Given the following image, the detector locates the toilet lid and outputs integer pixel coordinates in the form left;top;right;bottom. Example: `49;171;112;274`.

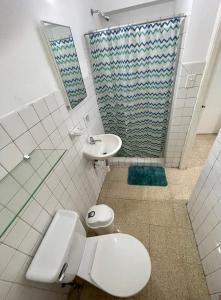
90;233;151;298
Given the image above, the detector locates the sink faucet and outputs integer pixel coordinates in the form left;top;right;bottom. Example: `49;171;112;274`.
88;136;102;145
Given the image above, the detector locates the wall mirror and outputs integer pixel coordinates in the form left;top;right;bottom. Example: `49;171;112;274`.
41;21;87;109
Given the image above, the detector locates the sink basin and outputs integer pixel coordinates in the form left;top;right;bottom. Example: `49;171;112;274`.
83;134;122;160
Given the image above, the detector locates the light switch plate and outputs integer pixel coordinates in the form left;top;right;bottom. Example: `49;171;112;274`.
185;74;196;88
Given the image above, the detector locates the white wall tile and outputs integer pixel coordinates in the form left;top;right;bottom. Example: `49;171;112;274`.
49;130;62;148
0;175;20;206
41;115;56;135
29;123;47;145
207;269;221;294
0;244;16;274
44;195;59;216
3;219;30;249
0;79;104;298
0;126;12;150
51;110;63;127
44;94;58;113
33;209;51;233
211;294;221;300
18;105;40;129
7;188;30;214
0;143;23;172
0;112;27;140
34;184;52;207
15;131;37;155
32;98;50;120
202;246;221;275
0;165;7;181
188;132;221;296
18;227;42;255
1;251;28;282
195;209;218;244
187;86;199;98
0;280;12;299
21;200;42;226
166;61;205;167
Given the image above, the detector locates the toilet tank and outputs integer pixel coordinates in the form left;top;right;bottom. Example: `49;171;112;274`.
26;210;86;284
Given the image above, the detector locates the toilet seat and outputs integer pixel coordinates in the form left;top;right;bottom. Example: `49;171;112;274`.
89;233;151;297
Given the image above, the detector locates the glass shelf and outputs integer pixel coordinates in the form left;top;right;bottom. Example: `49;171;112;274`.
0;149;66;238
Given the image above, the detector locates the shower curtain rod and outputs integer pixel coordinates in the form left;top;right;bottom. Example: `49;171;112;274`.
84;13;186;36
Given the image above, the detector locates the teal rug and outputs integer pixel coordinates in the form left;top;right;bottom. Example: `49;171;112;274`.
128;165;168;186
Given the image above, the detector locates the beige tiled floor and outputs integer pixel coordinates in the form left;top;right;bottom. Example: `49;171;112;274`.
71;134;216;300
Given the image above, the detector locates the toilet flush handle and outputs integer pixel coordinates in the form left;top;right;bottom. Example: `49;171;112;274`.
58;263;68;282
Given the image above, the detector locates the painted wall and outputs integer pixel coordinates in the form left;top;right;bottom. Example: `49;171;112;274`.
183;0;221;62
99;0;175;27
97;0;194;28
0;0;99;117
93;0;164;13
197;47;221;134
188;129;221;299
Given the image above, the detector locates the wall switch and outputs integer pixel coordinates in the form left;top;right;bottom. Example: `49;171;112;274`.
185;74;196;88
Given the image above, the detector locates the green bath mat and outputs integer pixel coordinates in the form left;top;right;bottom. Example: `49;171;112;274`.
128;165;168;186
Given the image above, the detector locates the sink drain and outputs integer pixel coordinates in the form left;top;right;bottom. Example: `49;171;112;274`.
103;152;107;155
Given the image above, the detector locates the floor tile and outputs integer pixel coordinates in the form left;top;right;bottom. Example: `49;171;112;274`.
178;228;201;265
117;221;150;248
105;167;128;184
149;257;189;300
170;184;193;201
99;198;150;225
143;186;172;201
173;201;191;228
184;263;210;300
149;201;176;226
149;225;182;263
100;181;146;201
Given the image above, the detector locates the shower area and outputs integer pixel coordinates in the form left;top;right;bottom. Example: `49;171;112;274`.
85;15;184;164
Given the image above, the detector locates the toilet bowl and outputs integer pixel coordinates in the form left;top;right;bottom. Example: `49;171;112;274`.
26;210;151;298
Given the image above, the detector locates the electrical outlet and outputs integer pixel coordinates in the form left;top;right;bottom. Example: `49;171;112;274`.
185;74;196;88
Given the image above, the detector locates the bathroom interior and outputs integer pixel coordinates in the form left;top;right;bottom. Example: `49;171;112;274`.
1;0;221;299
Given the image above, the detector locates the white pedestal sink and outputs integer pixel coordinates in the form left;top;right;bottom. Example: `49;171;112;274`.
83;134;122;160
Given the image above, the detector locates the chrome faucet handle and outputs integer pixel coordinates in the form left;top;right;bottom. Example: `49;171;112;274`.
88;136;95;144
58;263;68;282
88;136;102;144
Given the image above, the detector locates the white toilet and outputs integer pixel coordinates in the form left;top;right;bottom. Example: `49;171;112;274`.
26;210;151;298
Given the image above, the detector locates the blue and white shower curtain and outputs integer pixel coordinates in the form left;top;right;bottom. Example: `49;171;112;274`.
87;17;183;157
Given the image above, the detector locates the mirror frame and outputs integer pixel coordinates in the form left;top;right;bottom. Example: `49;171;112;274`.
40;20;87;109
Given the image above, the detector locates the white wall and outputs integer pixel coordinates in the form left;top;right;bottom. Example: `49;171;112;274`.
99;0;175;27
0;0;99;117
197;47;221;134
94;0;163;13
96;0;194;28
183;0;221;62
187;129;221;299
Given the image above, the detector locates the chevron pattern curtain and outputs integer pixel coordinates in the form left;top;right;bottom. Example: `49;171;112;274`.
87;17;183;157
50;37;87;108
